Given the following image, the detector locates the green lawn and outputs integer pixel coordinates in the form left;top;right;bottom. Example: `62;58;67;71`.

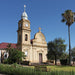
0;64;75;75
1;64;75;72
24;65;75;72
28;65;75;72
47;65;75;71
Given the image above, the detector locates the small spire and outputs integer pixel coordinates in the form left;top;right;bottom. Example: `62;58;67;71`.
24;5;26;12
39;27;41;32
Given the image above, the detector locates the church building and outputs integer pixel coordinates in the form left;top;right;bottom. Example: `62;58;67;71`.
0;5;47;64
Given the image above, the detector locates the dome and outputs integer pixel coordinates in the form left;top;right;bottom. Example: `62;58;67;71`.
34;31;46;42
21;5;28;20
33;28;47;44
21;11;28;20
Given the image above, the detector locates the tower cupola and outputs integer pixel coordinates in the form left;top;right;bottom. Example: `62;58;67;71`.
21;5;28;20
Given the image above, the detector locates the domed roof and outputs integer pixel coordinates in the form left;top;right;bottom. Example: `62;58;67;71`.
21;11;28;20
35;32;45;40
34;28;46;43
21;5;28;20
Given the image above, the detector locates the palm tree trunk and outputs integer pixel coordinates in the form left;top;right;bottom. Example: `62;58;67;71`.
68;25;71;65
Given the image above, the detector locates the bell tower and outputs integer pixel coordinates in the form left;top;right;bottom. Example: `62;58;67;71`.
17;5;31;50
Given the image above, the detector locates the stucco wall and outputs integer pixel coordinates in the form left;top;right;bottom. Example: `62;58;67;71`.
22;44;47;63
31;46;47;63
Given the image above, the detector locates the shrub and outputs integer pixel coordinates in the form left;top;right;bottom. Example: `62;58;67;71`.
3;59;8;64
60;59;67;65
21;61;30;65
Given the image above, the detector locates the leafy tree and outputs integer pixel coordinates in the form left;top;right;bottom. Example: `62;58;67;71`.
47;38;66;65
61;10;74;65
60;52;69;60
8;48;25;64
6;43;12;57
6;44;25;64
71;47;75;64
47;42;55;60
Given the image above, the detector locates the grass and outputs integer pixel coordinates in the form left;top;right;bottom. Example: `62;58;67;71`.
47;65;75;71
0;64;75;75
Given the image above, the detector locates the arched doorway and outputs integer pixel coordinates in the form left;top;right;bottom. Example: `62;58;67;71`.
39;53;42;63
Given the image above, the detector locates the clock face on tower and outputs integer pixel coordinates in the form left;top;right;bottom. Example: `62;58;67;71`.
25;24;28;27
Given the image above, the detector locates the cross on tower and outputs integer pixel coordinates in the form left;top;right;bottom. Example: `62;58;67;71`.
39;27;41;32
24;5;26;12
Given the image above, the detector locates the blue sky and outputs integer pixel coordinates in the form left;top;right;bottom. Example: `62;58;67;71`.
0;0;75;50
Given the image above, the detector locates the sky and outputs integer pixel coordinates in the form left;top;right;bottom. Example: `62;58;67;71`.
0;0;75;51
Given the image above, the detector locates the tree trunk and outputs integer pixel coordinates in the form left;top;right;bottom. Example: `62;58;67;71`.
73;60;74;64
68;25;71;65
55;55;57;65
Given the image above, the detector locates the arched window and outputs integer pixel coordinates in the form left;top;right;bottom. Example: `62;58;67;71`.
25;51;28;56
4;52;8;59
25;34;28;41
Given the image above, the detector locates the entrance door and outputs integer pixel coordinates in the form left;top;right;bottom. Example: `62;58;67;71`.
39;53;42;63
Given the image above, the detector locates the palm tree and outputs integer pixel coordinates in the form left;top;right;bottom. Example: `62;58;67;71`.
61;10;74;65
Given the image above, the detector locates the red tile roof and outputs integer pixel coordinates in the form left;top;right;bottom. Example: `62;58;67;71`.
0;39;34;49
0;42;17;49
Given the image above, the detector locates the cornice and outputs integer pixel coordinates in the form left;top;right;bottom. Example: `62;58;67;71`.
32;45;47;48
22;44;32;46
17;28;31;32
18;19;30;24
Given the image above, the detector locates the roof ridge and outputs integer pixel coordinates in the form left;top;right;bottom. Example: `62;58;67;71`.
1;42;17;44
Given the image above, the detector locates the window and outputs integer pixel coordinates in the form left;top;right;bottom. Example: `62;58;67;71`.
5;54;7;57
4;52;8;59
25;51;28;56
25;34;28;41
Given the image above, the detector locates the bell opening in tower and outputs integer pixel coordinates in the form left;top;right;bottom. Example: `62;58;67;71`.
25;34;28;41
